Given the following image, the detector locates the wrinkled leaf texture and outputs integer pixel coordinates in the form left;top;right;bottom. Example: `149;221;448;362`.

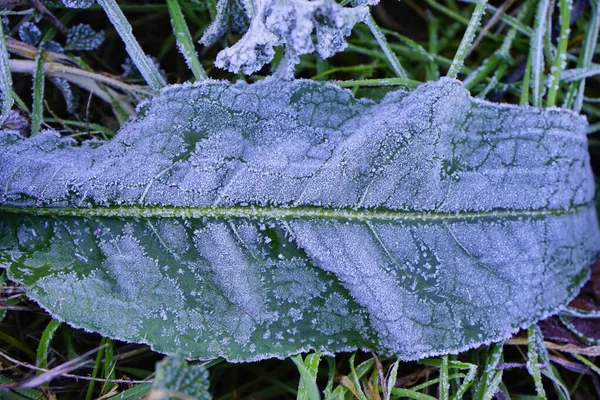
0;78;598;361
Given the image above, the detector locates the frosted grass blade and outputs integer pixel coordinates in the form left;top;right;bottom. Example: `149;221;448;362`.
30;48;45;136
166;0;206;81
365;14;407;79
97;0;165;90
529;0;550;106
446;0;488;79
0;21;13;125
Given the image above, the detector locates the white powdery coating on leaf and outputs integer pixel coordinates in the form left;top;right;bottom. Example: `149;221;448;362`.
1;78;599;361
1;78;591;212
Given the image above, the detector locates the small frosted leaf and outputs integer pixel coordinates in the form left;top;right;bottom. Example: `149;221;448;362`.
18;22;41;46
60;0;95;8
0;78;598;362
200;0;249;47
152;355;211;400
65;24;105;51
42;41;64;53
50;78;76;114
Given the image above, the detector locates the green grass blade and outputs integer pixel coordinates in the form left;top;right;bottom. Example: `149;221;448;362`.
465;0;531;92
107;383;152;400
560;307;600;318
447;0;489;79
30;48;45;136
439;355;449;400
546;0;572;107
166;0;206;81
451;360;477;399
365;14;407;79
571;0;600;111
384;360;399;400
561;65;600;83
349;353;368;400
391;387;438;400
0;20;13;125
96;0;166;90
526;326;547;398
102;338;116;395
291;353;321;400
85;338;107;400
520;52;533;105
426;11;440;80
473;342;503;400
35;319;60;373
529;0;550;107
559;315;600;345
323;356;336;398
422;0;469;25
573;354;600;376
0;330;36;359
333;77;420;88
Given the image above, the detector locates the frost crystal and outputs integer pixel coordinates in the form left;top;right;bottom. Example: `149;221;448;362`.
202;0;370;76
0;78;598;362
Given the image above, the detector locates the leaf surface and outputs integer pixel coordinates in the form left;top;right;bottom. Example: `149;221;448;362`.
0;78;598;361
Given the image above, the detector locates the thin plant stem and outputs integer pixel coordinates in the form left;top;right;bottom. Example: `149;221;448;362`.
546;0;572;107
439;355;449;400
31;47;45;136
447;0;489;79
529;0;550;106
365;14;407;78
570;0;600;111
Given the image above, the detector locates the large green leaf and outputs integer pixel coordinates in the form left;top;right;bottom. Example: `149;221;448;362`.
0;78;598;361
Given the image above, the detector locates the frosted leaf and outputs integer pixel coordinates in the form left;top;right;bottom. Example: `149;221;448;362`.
65;24;105;51
1;110;28;135
203;0;369;75
214;18;279;75
50;78;77;114
0;78;598;362
152;355;211;400
18;22;41;46
199;0;249;46
60;0;95;8
42;41;64;53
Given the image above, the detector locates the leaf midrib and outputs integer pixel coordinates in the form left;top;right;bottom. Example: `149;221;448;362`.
0;203;589;221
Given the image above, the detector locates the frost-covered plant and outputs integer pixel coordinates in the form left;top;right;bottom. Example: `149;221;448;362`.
0;2;600;397
201;0;375;76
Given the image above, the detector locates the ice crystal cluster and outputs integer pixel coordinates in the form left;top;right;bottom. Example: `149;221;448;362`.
201;0;376;75
0;78;598;361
